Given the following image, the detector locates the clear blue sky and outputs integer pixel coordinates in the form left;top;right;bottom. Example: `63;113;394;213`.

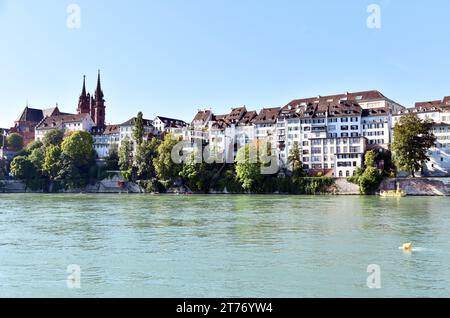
1;0;449;128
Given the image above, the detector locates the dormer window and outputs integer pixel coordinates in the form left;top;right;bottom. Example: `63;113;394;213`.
355;96;363;100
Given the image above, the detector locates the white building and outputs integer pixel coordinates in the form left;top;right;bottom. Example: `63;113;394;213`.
35;113;95;141
153;116;187;134
91;125;120;158
119;117;157;145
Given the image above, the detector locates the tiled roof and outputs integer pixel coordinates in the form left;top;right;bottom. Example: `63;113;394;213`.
104;125;120;135
284;90;387;112
192;110;212;124
36;113;88;130
224;107;246;123
120;117;154;127
238;111;257;126
252;107;281;124
15;107;44;123
42;107;61;118
443;96;450;105
328;101;363;117
155;116;187;126
362;107;390;117
415;100;442;109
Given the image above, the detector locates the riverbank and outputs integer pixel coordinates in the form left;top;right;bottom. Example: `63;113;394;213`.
3;177;450;196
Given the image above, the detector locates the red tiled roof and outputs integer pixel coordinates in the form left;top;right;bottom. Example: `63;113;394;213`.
224;107;246;123
415;100;442;109
238;111;257;126
192;110;212;124
252;107;281;124
284;90;386;113
36;113;89;130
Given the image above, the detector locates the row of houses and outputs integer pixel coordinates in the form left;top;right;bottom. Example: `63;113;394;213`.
179;91;450;177
2;74;450;177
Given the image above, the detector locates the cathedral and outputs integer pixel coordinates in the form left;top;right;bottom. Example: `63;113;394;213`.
77;71;106;128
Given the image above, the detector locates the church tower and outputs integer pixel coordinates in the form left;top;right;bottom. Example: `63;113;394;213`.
77;75;90;114
92;70;106;128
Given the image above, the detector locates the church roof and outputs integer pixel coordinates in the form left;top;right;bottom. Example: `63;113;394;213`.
15;107;44;123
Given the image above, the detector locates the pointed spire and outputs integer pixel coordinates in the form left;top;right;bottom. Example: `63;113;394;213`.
81;75;87;96
95;70;104;99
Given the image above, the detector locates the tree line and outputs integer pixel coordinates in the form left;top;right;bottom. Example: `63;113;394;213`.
1;112;439;194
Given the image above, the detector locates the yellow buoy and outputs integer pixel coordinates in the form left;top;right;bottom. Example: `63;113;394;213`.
402;242;413;252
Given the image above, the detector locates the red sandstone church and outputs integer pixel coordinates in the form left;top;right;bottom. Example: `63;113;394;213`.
10;71;106;145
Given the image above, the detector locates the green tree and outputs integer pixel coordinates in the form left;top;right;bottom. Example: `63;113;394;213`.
42;145;62;180
61;131;95;166
42;129;64;147
105;144;120;171
364;150;377;168
392;113;436;177
29;147;45;172
135;138;160;179
10;156;37;180
180;152;208;192
133;112;145;146
59;131;96;188
7;133;24;151
288;141;304;178
57;153;84;188
118;137;134;173
153;134;182;182
359;166;383;195
26;140;43;153
235;142;263;192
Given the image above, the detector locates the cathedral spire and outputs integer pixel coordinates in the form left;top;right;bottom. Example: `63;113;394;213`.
81;75;87;97
95;70;104;100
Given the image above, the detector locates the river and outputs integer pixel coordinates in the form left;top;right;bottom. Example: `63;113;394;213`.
0;194;449;297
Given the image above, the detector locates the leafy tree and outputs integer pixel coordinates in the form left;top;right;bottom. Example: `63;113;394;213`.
105;143;120;171
358;166;383;195
26;140;43;153
153;134;182;183
57;153;84;189
364;150;377;168
288;141;304;178
42;145;62;180
42;129;64;147
392;113;436;177
235;142;263;192
180;152;208;192
29;147;45;172
10;156;37;180
118;137;134;173
59;131;96;188
61;131;95;166
133;112;145;146
7;133;24;151
348;151;384;194
134;138;160;179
